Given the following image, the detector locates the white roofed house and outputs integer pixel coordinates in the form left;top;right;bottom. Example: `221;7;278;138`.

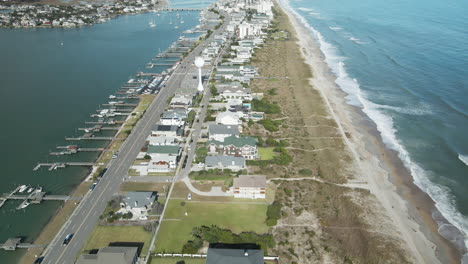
208;124;240;142
169;94;192;109
217;85;252;101
216;111;242;126
232;175;267;199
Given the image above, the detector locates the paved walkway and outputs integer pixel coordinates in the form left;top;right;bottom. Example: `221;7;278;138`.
181;177;233;197
268;177;370;190
124;176;173;182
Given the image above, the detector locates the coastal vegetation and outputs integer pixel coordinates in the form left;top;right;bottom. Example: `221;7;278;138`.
244;4;413;263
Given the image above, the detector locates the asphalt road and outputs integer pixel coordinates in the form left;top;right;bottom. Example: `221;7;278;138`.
41;11;230;264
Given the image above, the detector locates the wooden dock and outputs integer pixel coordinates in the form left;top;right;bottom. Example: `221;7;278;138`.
0;238;46;251
33;162;96;171
65;136;123;141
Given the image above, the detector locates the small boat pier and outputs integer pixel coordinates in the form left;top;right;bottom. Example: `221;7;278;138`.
0;185;81;209
0;238;46;251
50;145;109;156
33;162;96;171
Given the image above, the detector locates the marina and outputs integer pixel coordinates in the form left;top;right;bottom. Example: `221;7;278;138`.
0;185;80;209
0;6;211;262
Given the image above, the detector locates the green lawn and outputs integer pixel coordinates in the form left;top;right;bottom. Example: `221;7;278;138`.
151;257;206;264
154;200;269;253
84;226;152;256
259;147;276;160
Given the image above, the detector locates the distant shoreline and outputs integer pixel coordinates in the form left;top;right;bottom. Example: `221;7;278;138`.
276;0;463;262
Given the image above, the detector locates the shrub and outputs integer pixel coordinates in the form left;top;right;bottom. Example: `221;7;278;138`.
299;169;313;176
266;201;281;226
251;99;281;114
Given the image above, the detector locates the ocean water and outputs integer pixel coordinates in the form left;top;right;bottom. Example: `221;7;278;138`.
0;9;202;263
281;0;468;257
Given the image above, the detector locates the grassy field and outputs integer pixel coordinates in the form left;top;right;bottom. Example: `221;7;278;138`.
259;147;276;160
120;182;169;193
151;257;206;264
154;199;269;253
84;226;152;255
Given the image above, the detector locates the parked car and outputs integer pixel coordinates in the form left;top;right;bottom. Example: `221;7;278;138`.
33;256;44;264
90;182;97;191
63;233;74;246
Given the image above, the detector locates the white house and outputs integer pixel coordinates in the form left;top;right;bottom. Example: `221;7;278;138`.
208;124;240;142
216;111;242;126
170;94;192;109
232;175;266;199
148;135;177;146
147;145;181;172
160;109;187;126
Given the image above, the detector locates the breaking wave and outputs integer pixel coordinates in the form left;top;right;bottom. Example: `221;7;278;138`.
280;0;468;252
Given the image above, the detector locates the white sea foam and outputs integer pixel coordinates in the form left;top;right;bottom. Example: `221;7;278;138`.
329;26;342;31
459;155;468;167
297;7;314;12
349;37;366;44
280;0;468;249
309;12;320;16
376;103;433;116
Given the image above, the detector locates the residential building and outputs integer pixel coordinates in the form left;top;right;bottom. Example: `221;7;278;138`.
76;246;138;264
207;135;258;160
205;155;246;171
217;86;252;101
151;124;184;139
160;109;187;126
208;124;240;142
147;135;178;146
232;175;267;199
169;94;192;109
147;145;181;172
119;191;157;218
216;111;242;126
206;248;264;264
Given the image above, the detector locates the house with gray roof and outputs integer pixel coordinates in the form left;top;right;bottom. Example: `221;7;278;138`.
205;155;246;172
76;246;138;264
208;124;240;142
119;192;157;219
206;248;264;264
207;135;258;160
160;109;187;126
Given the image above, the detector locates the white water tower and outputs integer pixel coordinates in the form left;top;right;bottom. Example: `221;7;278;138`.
194;56;205;92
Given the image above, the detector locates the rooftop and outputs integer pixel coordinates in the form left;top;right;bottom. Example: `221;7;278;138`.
122;192;156;208
147;145;180;155
76;246;138;264
208;124;240;135
206;248;264;264
205;155;245;167
208;135;257;148
233;175;267;189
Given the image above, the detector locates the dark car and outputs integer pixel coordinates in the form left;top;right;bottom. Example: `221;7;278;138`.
98;168;108;178
89;182;97;191
63;233;74;246
33;256;44;264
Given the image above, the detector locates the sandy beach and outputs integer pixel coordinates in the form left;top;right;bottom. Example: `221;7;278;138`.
275;0;462;263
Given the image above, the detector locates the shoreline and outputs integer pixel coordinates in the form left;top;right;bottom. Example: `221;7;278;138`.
18;94;154;264
276;0;462;263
